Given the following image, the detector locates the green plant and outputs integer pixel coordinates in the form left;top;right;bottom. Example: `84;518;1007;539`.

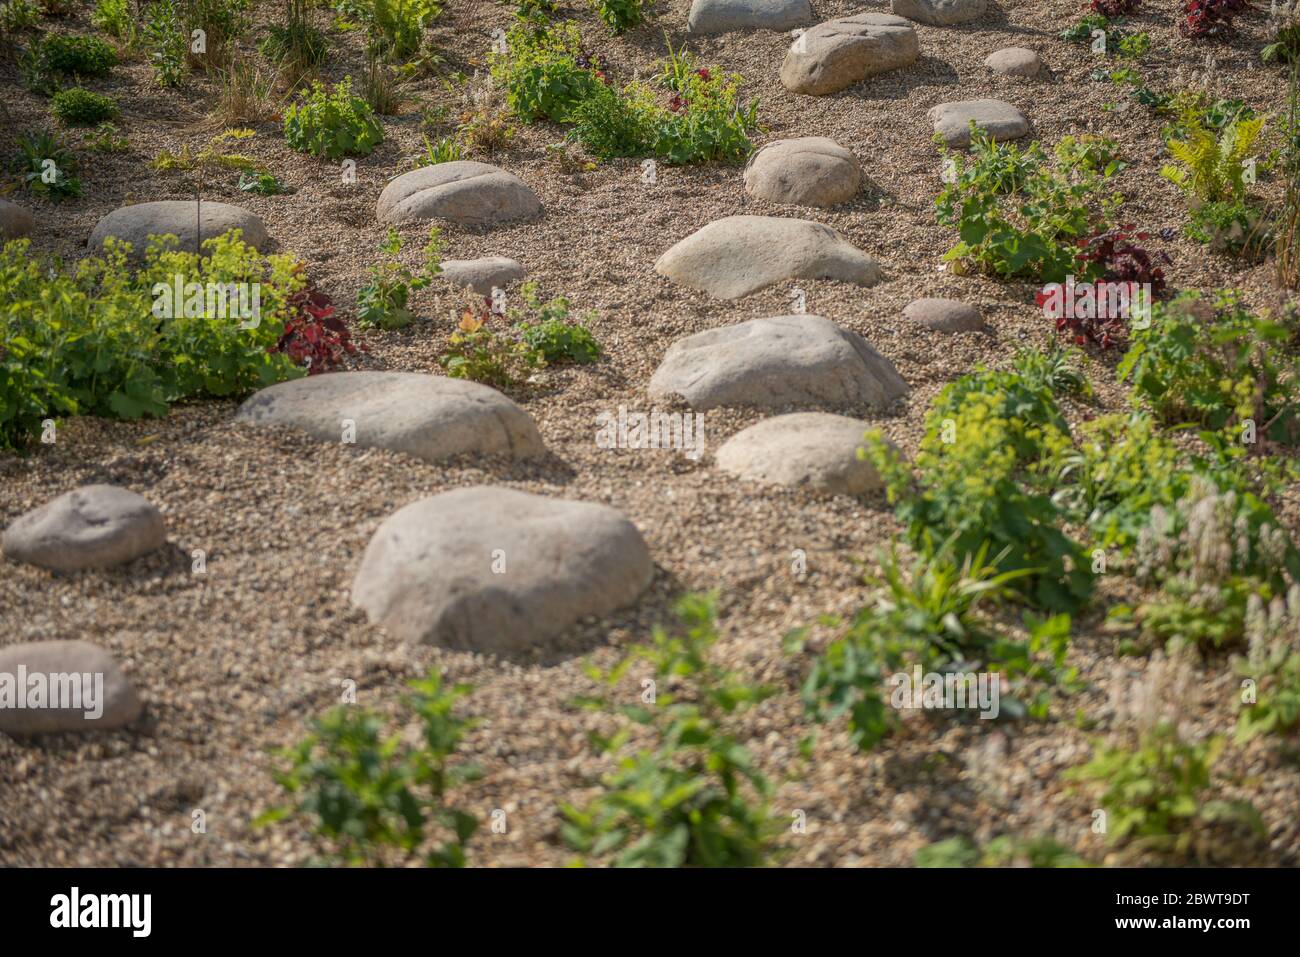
0;0;40;35
284;77;384;159
367;0;441;60
212;58;280;126
355;226;443;329
490;21;604;123
13;129;82;200
90;0;131;37
1235;587;1300;742
22;32;118;92
456;108;515;155
185;0;251;70
50;87;119;125
439;309;541;386
588;0;651;34
417;133;462;165
1263;21;1300;65
257;669;480;867
361;44;401;115
511;282;602;363
83;121;129;152
144;0;189;87
1185;197;1273;258
916;834;1087;867
238;170;292;195
1160;106;1264;203
262;0;329;76
562;593;781;867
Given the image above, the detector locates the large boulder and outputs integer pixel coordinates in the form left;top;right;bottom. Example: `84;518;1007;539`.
235;372;545;464
0;640;143;735
655;216;881;299
2;485;166;573
0;199;34;240
88;201;268;260
780;13;919;96
743;137;861;207
928;99;1029;148
891;0;986;26
377;161;543;227
649;315;907;410
687;0;813;34
351;487;654;653
715;412;885;495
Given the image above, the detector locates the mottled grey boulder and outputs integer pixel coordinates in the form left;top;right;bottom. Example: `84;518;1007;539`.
2;485;166;573
780;13;919;96
902;297;984;332
892;0;986;26
351;487;654;652
743;137;861;207
0;641;142;735
928;99;1029;148
88;201;268;260
439;256;526;295
716;413;886;495
985;47;1043;78
687;0;812;34
655;216;881;299
0;199;34;240
377;161;542;226
235;372;544;464
649;315;907;410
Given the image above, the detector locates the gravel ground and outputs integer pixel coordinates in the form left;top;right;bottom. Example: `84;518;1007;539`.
2;0;1299;867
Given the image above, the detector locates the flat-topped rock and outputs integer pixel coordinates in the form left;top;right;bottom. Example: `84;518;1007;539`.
0;640;143;735
743;137;861;207
903;297;984;332
687;0;813;33
439;256;526;295
235;372;544;464
2;485;166;573
351;487;654;653
649;314;907;410
985;47;1043;78
780;13;919;96
928;99;1029;148
88;201;268;259
655;216;881;299
377;161;542;227
716;412;886;495
892;0;986;26
0;199;33;239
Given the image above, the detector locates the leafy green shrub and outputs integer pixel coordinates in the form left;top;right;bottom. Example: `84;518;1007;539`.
90;0;131;38
562;593;781;867
22;33;117;92
366;0;441;60
1185;198;1272;259
569;80;655;158
144;0;189;87
0;233;309;449
936;126;1121;282
865;366;1093;612
1160;104;1263;203
490;21;604;123
83;121;129;153
284;77;383;159
512;282;602;363
439;309;541;387
50;87;119;125
1117;291;1300;445
262;0;330;74
356;226;443;329
588;0;652;34
1;0;40;34
257;670;480;867
12;129;82;200
916;834;1087;867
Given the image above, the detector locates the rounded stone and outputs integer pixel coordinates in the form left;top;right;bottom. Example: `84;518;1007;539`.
687;0;813;33
87;200;268;260
902;298;984;332
0;199;34;240
377;161;543;227
715;412;886;495
439;256;527;295
0;640;143;735
928;99;1029;148
780;13;919;96
891;0;987;26
743;137;861;208
2;485;166;573
985;47;1043;78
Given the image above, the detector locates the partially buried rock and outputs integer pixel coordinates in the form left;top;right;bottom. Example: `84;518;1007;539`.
902;297;983;332
743;137;861;207
87;200;268;260
649;315;907;410
0;199;34;239
351;487;654;653
235;372;545;464
2;485;166;573
985;47;1043;78
0;641;142;735
891;0;986;26
439;256;527;295
780;13;919;96
377;161;542;227
715;412;886;495
655;216;880;299
928;99;1029;148
687;0;813;33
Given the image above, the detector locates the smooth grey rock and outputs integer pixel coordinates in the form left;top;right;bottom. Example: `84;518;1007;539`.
716;412;886;495
655;216;881;299
780;13;919;96
687;0;812;34
439;256;527;295
88;201;268;260
235;372;544;464
0;640;142;735
2;485;166;572
351;487;654;652
743;137;861;207
649;315;907;410
0;199;34;240
902;297;983;332
928;99;1029;148
985;47;1043;78
377;161;542;227
891;0;986;26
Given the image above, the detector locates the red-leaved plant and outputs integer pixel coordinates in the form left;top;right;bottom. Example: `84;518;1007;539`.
1090;0;1139;15
1181;0;1249;39
270;273;363;374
